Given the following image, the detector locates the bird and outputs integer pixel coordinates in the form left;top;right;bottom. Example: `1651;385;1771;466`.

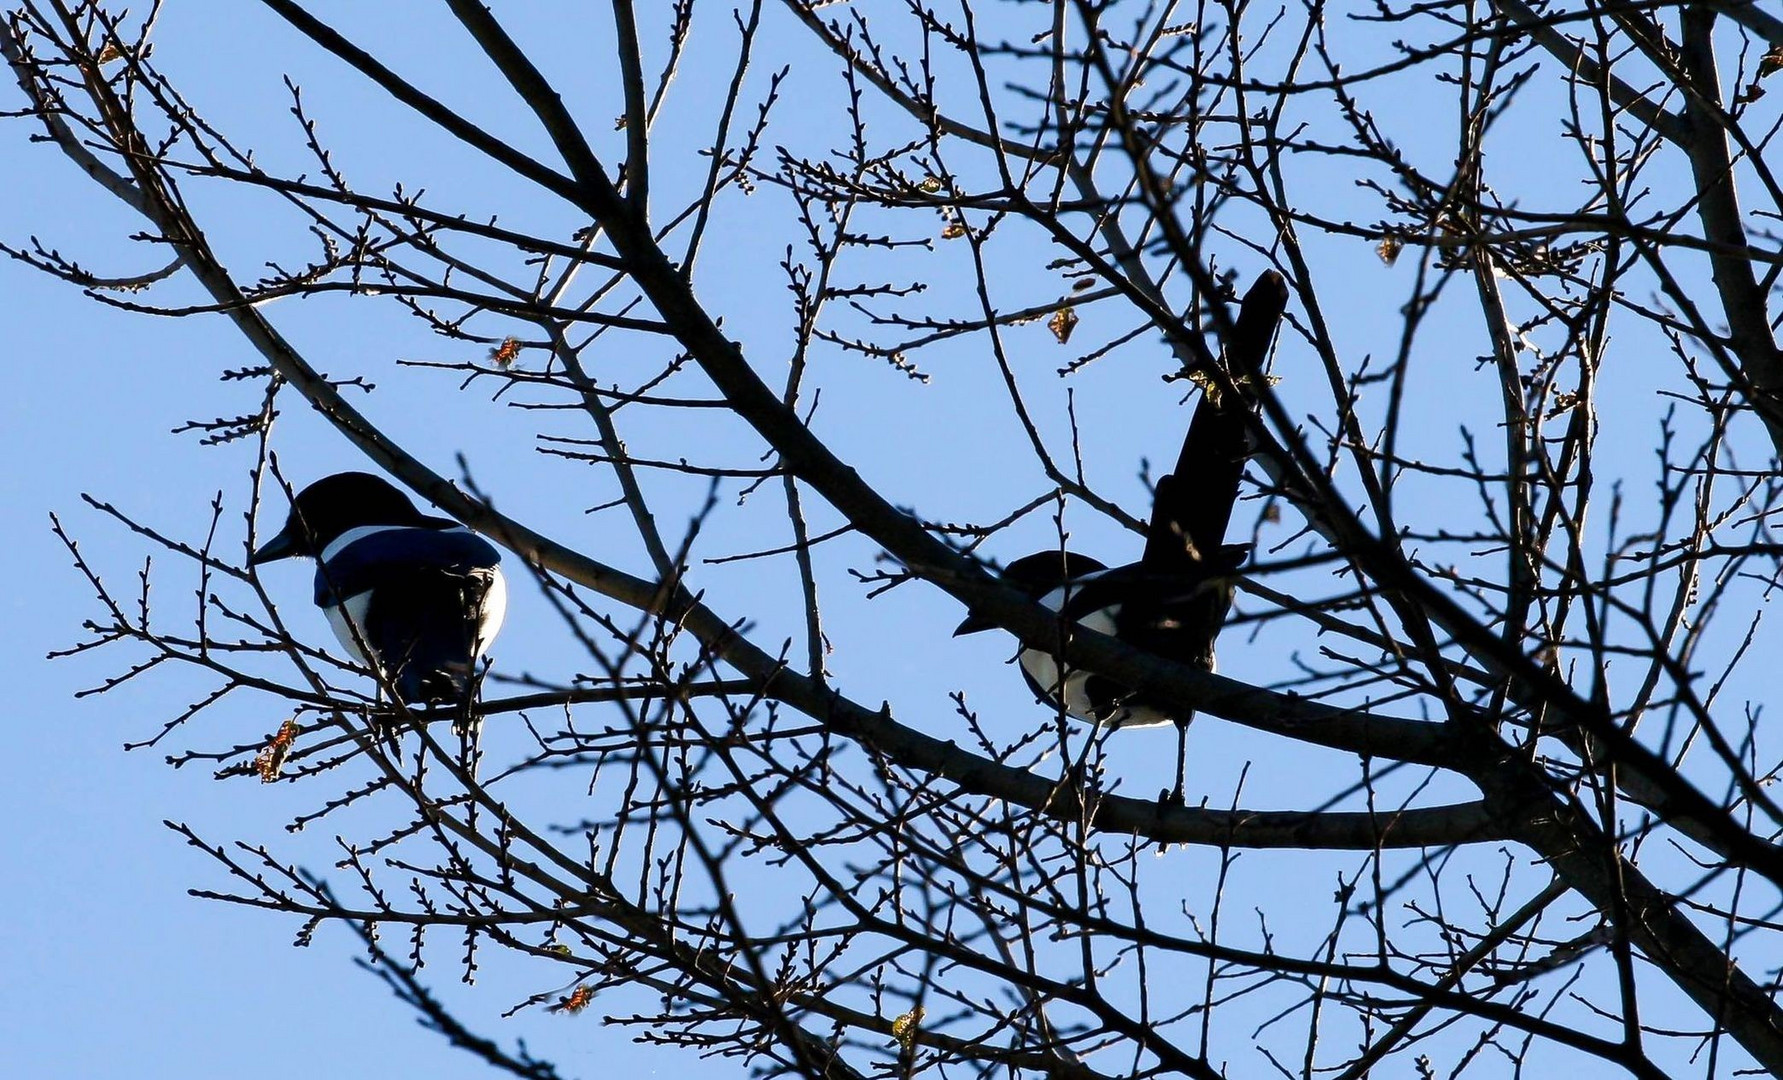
955;272;1287;804
953;544;1251;730
249;471;507;753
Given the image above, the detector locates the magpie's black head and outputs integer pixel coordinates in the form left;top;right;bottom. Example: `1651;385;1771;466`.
953;550;1108;636
249;472;454;564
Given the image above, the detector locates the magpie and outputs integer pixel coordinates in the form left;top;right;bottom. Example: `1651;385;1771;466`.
954;545;1251;729
956;272;1287;803
249;472;507;749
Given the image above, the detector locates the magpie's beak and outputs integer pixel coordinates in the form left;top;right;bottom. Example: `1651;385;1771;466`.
954;612;996;637
249;526;300;566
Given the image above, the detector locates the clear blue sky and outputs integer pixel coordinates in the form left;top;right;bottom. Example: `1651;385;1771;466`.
4;4;1775;1078
0;6;750;1076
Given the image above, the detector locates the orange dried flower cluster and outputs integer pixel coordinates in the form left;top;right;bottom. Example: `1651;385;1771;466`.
253;719;299;783
1047;306;1078;345
489;337;523;367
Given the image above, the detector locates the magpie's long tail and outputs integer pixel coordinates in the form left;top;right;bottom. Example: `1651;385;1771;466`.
1144;271;1290;574
1139;272;1288;800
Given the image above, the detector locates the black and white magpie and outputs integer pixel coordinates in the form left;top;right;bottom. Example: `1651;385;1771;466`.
250;472;507;731
953;544;1250;730
956;272;1287;802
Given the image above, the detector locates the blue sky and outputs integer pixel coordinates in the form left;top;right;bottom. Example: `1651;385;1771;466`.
4;3;1778;1078
0;6;733;1077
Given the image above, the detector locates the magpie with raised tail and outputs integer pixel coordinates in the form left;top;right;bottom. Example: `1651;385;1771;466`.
250;472;507;747
956;272;1288;804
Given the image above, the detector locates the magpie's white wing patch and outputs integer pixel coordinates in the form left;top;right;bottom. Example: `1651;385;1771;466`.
323;592;375;667
474;568;507;655
1015;581;1174;728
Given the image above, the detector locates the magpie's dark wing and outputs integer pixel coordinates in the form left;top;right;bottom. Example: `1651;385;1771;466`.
1053;563;1230;621
314;527;503;705
1141;271;1289;574
1052;565;1142;623
313;528;503;606
362;564;500;704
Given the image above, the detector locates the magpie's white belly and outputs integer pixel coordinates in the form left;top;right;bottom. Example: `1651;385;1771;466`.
325;592;375;666
476;570;508;654
1016;586;1174;729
